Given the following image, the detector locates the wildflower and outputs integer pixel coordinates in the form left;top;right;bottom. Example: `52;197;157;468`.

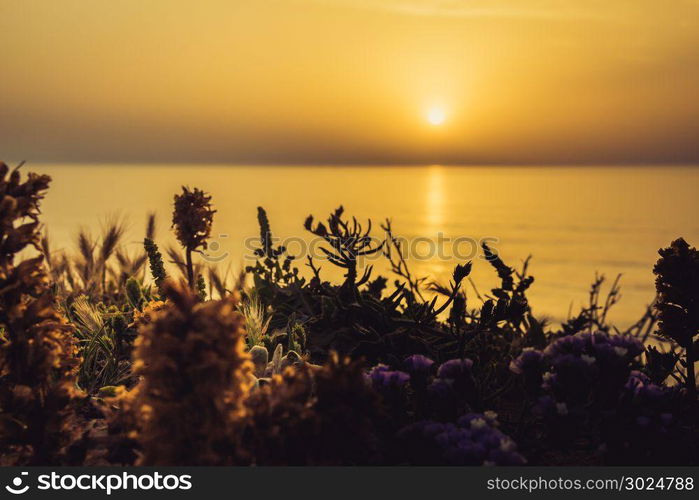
369;367;410;388
434;358;478;412
427;377;453;397
117;282;252;465
172;186;215;287
483;410;498;423
509;348;545;375
0;163;79;465
398;414;526;466
500;437;516;453
653;238;699;398
403;354;435;377
452;262;472;283
581;354;596;365
469;418;487;430
368;363;390;376
613;347;628;357
130;300;167;330
436;358;474;379
534;331;643;411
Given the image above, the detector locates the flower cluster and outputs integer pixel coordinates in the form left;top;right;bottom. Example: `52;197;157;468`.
653;238;699;398
402;354;435;378
600;371;684;464
172;186;215;287
368;364;410;389
508;332;682;457
112;282;253;465
366;355;480;431
397;412;525;465
511;331;643;409
428;358;478;420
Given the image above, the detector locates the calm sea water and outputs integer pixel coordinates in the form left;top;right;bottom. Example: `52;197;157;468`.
34;164;699;327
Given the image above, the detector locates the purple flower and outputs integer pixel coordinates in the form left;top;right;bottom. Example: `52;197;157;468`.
400;414;526;466
437;358;474;380
403;354;435;377
368;364;390;375
427;378;454;398
368;365;410;388
457;411;499;429
509;348;545;375
544;332;590;358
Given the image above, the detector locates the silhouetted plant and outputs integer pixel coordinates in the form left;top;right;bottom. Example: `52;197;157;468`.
304;206;384;294
381;219;427;301
246;207;299;286
0;162;80;465
510;330;645;456
600;370;685;465
144;237;167;292
196;274;207;300
558;274;622;337
644;345;680;385
98;220;126;293
240;353;384;465
172;186;215;288
653;238;699;400
3;161;698;466
117;281;252;465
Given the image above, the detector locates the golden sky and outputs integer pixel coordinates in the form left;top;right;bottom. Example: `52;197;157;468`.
1;0;698;164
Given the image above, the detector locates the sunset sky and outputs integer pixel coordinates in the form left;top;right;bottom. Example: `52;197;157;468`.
1;0;698;165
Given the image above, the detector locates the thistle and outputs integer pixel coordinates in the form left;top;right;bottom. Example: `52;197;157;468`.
172;186;215;288
0;162;80;464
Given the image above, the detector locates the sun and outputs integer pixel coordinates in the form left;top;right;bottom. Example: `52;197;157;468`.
427;107;446;126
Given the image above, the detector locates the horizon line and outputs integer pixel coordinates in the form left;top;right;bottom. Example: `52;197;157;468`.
8;159;699;169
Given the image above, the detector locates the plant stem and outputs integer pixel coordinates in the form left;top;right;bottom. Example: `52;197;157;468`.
686;343;696;401
185;247;194;288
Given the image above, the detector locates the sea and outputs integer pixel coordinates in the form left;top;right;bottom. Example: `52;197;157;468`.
33;163;699;327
